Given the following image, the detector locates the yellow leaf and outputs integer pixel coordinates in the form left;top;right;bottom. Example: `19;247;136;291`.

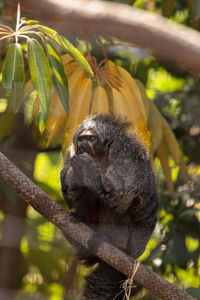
156;140;174;196
118;76;150;151
62;76;92;154
45;90;67;146
90;85;109;114
135;79;150;121
62;54;83;77
146;99;163;153
67;67;86;109
62;54;74;65
162;116;187;178
117;66;147;122
110;87;128;116
135;78;187;189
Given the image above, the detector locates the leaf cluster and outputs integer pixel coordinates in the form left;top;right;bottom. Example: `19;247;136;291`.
0;5;93;131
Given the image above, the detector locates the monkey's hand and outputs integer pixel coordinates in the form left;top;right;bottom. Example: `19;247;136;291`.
70;153;102;191
70;154;133;213
60;154;86;206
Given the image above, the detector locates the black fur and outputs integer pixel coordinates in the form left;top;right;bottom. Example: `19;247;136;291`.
60;114;158;299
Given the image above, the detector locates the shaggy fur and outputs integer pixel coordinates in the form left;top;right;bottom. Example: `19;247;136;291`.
60;114;158;300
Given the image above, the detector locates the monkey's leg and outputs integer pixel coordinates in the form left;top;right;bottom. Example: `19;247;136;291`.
80;261;126;300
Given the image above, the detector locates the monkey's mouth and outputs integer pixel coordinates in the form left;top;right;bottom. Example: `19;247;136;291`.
77;141;95;157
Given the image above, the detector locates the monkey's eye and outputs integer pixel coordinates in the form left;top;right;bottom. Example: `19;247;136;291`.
87;135;96;142
78;135;96;143
78;136;85;142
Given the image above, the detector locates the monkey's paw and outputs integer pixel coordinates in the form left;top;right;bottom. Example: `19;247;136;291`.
70;153;93;173
71;153;101;190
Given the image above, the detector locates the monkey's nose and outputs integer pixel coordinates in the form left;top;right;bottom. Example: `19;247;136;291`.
77;141;95;157
81;140;89;150
78;141;92;155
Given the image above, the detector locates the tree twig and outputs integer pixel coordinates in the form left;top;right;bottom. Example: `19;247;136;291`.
0;152;196;300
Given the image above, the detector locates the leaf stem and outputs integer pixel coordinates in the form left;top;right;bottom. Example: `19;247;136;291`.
15;3;21;42
0;25;14;32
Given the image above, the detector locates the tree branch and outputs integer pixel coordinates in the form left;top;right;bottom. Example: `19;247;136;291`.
4;0;200;75
0;152;195;300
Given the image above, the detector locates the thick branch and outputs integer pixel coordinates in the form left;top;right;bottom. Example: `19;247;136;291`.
4;0;200;75
0;152;195;300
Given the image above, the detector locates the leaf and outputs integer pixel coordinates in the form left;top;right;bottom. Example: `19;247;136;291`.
45;41;69;114
58;35;94;78
45;91;67;147
24;79;35;99
187;287;200;299
90;84;109;114
2;43;25;112
21;17;39;25
62;54;80;76
156;140;174;196
136;79;187;191
135;80;163;152
162;116;187;178
62;76;92;154
146;99;163;153
38;25;58;39
115;64;150;151
39;24;93;77
135;79;150;119
64;63;86;109
27;38;52;129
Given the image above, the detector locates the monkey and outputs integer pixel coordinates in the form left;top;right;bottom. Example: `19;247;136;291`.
60;114;158;300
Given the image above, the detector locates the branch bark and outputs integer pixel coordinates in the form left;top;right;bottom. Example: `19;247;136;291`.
4;0;200;75
0;151;196;300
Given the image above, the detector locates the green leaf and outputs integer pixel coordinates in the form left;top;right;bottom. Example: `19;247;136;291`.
2;43;25;112
38;25;94;77
38;25;57;39
27;38;52;128
187;288;200;299
45;40;69;114
21;17;39;25
58;35;94;78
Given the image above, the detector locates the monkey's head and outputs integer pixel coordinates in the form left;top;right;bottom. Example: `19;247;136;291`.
71;114;131;162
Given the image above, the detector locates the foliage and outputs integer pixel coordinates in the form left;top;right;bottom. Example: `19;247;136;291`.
0;1;200;299
0;4;93;131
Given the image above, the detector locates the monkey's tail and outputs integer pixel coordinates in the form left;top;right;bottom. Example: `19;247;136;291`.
80;261;126;300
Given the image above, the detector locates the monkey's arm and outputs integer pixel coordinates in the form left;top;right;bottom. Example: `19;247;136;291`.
69;153;155;214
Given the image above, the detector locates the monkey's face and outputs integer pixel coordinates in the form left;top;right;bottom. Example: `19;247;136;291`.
76;129;98;157
72;117;114;163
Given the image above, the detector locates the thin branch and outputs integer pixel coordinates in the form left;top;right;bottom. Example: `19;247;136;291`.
0;152;195;300
4;0;200;75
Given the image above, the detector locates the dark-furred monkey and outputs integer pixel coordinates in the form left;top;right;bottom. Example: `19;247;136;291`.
60;114;158;300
